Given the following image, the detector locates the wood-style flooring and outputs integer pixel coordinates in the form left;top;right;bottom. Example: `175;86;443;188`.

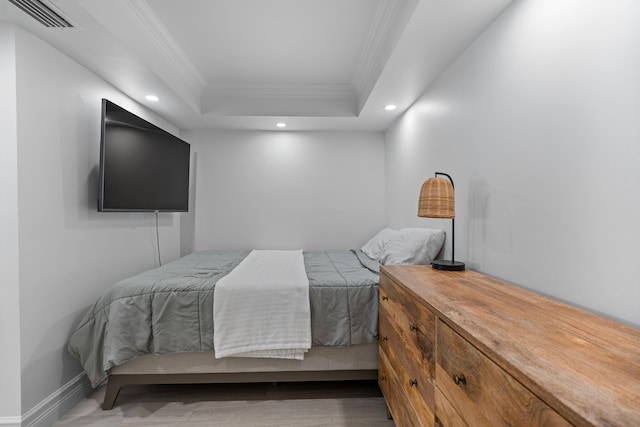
54;380;395;426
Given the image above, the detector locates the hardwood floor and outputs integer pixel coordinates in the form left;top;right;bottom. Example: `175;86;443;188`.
54;380;395;426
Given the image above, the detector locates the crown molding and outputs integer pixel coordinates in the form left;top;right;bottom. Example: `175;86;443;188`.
204;83;355;100
351;0;400;92
116;0;206;93
351;0;419;108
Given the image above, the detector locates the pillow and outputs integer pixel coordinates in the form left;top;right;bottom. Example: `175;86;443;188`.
360;228;398;260
379;228;445;265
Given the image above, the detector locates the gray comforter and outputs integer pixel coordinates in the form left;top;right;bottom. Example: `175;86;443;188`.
68;250;380;387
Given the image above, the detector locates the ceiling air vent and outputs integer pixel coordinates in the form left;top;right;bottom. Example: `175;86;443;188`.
9;0;73;28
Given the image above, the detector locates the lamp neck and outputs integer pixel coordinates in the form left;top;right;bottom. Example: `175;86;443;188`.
435;171;456;262
435;172;454;189
451;218;455;263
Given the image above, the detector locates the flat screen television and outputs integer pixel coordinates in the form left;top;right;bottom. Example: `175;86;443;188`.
98;99;190;212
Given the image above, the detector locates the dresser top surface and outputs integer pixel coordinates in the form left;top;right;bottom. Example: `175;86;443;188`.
381;265;640;426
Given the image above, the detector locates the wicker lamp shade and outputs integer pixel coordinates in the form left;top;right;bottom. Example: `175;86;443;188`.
418;177;454;219
417;172;465;271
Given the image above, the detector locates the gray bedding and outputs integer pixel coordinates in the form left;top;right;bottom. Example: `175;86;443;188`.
68;250;380;387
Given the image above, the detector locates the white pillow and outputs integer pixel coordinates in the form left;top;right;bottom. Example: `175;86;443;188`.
379;228;445;265
361;228;398;260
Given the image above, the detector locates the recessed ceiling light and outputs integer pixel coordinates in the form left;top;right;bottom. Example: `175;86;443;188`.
276;122;287;128
145;95;160;102
384;104;397;111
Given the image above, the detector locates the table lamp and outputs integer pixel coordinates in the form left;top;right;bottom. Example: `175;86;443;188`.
418;172;465;271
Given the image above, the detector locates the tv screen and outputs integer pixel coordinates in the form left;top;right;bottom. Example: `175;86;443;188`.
98;99;190;212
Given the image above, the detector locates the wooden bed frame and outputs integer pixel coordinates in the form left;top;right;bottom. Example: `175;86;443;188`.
102;342;379;409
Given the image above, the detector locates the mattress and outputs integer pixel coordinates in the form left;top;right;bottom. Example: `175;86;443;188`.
68;249;380;387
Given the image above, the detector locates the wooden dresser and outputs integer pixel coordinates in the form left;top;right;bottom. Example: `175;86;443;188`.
378;265;640;427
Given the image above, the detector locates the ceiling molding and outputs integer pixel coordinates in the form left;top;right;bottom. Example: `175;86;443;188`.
117;0;206;94
351;0;401;94
203;83;355;100
351;0;419;110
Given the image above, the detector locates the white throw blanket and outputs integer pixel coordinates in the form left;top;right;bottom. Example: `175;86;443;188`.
213;250;311;360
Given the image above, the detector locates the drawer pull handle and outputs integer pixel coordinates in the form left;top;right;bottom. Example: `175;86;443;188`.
409;379;418;387
381;296;389;301
453;374;467;385
382;336;388;342
380;376;387;382
409;324;418;332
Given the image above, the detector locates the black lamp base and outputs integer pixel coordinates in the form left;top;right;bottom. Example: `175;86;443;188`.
432;259;465;271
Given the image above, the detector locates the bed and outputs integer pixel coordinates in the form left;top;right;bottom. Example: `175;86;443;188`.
68;228;445;409
68;249;382;409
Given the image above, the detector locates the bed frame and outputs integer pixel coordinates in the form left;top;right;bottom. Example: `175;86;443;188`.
102;342;379;409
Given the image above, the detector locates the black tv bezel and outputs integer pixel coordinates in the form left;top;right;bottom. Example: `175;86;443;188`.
97;99;190;213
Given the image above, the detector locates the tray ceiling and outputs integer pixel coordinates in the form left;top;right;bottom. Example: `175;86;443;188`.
0;0;514;131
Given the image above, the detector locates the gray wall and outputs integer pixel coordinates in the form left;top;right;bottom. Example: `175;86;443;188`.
1;24;184;418
0;24;22;422
182;129;386;253
385;0;640;327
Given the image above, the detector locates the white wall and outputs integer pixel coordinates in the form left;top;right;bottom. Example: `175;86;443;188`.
183;130;386;252
386;0;640;327
5;24;184;416
0;24;22;424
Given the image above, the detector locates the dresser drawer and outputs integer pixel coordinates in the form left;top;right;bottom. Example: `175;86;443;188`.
435;388;467;427
436;320;571;427
379;348;431;427
379;310;435;416
380;344;435;427
380;274;437;379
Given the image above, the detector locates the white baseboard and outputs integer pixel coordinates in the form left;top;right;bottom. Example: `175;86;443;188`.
0;417;22;427
22;372;91;427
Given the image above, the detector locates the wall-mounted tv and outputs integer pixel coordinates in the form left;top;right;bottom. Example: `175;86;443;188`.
98;99;190;212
